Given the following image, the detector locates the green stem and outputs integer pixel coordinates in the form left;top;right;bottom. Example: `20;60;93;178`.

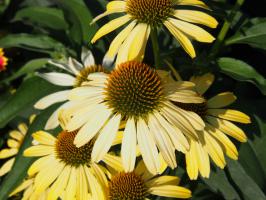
209;0;245;59
150;27;161;68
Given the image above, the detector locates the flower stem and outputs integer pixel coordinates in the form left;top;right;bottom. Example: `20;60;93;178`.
150;27;161;68
209;0;245;59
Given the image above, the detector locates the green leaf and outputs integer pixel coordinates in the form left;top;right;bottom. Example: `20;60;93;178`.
0;76;61;128
227;159;266;200
226;18;266;50
0;34;67;56
0;105;60;200
202;167;241;200
253;116;266;176
238;141;266;189
12;6;68;30
55;0;96;46
1;58;49;83
217;57;266;95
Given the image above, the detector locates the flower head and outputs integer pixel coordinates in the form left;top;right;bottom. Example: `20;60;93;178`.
105;160;192;199
63;61;206;174
0;48;8;72
35;48;108;130
91;0;218;64
23;128;122;199
180;73;251;179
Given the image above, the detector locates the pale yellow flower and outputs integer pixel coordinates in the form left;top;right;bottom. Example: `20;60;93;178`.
63;61;206;175
91;0;218;64
177;73;251;179
23;129;123;200
103;159;191;199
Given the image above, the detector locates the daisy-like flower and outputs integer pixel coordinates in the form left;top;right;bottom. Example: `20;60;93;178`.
63;61;206;175
175;73;251;180
23;127;123;200
91;0;218;64
9;177;48;200
102;159;191;200
0;48;8;72
35;48;108;130
0;116;35;176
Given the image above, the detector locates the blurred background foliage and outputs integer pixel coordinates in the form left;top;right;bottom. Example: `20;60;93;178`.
0;0;265;199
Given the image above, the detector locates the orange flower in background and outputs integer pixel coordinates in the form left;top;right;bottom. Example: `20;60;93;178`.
0;48;8;72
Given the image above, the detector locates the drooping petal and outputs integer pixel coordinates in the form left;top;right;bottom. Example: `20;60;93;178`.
149;185;192;199
24;145;54;157
32;131;57;146
164;20;195;58
0;158;15;176
190;73;214;95
121;118;137;172
91;15;131;43
208;109;251;124
37;72;75;86
92;114;121;162
81;48;95;67
137;119;160;175
174;10;218;28
207;92;237;108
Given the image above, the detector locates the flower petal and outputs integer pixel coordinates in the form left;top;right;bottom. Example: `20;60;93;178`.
37;72;75;86
208;109;251;124
207;92;237;108
149;185;192;198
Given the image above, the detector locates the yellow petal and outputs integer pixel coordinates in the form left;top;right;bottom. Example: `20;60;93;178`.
146;176;180;188
207;116;247;142
24;145;54;157
48;165;71;200
149;185;192;198
103;153;124;172
185;141;199;180
164;20;195;58
190;73;214;95
32;131;56;146
148;114;177;169
91;163;108;191
0;158;15;176
9;130;24;141
107;21;136;58
204;131;226;168
176;0;210;9
92;114;121;162
64;167;77;200
76;166;89;200
128;23;150;61
207;92;237;108
0;148;18;159
121;118;137;172
18;123;28;135
112;131;123;146
91;14;131;43
7;139;19;148
28;155;55;176
9;179;33;197
208;109;251;124
34;161;64;193
169;18;215;42
174;10;218;28
206;124;238;160
137;119;160;175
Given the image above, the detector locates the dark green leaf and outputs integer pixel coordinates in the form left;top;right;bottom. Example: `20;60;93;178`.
0;76;61;128
227;159;266;200
202;167;240;200
12;6;68;30
0;34;67;56
238;141;266;189
0;105;60;200
56;0;96;46
217;57;266;95
1;58;49;83
226;18;266;50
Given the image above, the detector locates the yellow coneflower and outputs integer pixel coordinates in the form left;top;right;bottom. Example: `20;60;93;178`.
103;160;191;200
91;0;218;64
0;116;35;176
23;127;123;199
177;73;251;179
0;48;8;72
35;48;109;130
63;61;206;175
